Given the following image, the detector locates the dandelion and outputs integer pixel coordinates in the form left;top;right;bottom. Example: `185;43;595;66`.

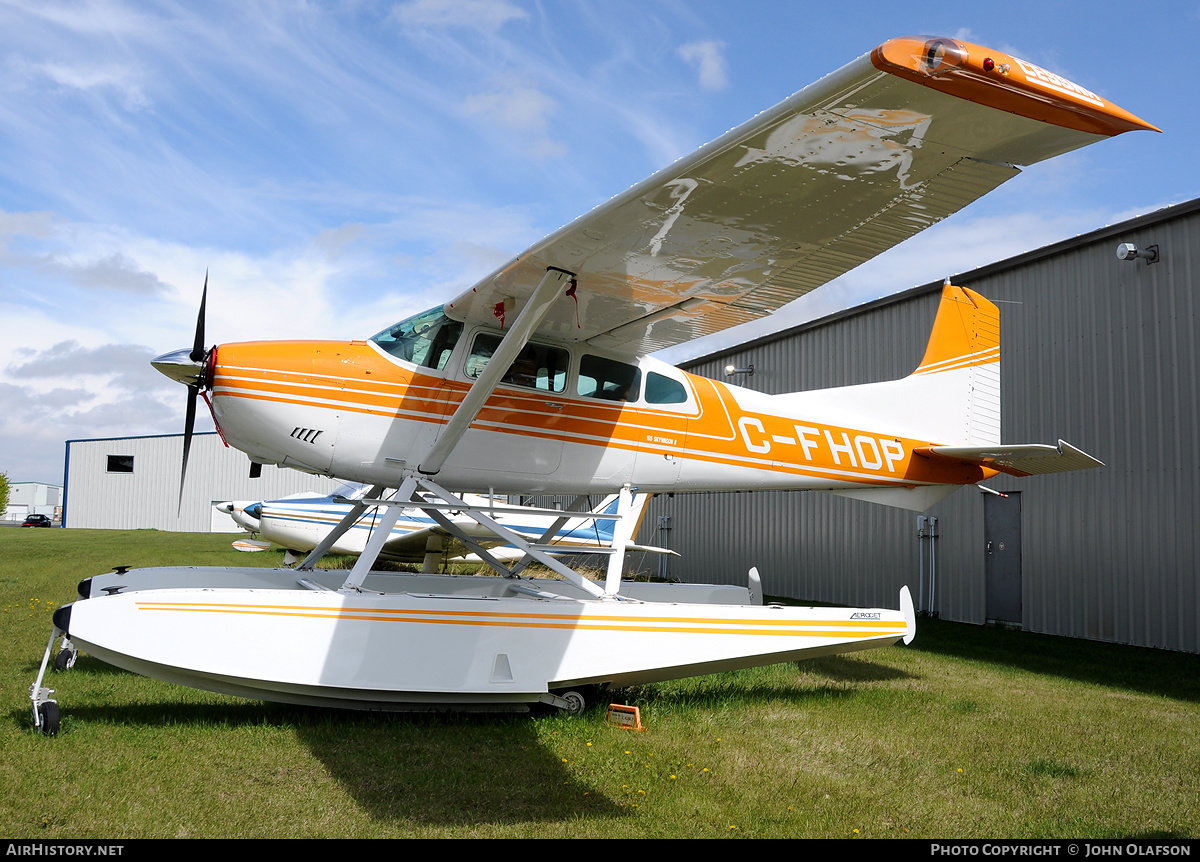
853;828;860;834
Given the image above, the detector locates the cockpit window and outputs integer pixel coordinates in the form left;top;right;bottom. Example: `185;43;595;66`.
465;332;569;393
370;308;463;370
645;371;688;404
578;354;641;402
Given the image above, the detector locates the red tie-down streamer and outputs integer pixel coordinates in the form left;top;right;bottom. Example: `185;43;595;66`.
565;278;580;328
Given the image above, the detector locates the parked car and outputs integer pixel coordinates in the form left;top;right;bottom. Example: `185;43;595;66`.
21;514;53;528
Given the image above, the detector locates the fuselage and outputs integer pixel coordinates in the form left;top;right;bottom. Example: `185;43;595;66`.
206;309;990;496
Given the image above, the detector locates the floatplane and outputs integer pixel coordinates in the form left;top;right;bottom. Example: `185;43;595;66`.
217;485;672;566
32;36;1155;732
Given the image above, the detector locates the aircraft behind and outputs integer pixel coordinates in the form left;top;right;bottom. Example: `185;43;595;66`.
217;483;672;567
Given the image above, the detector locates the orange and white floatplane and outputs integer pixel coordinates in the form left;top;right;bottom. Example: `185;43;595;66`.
33;37;1156;731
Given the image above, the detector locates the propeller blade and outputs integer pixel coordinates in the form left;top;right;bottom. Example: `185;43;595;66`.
176;273;209;515
190;271;207;363
179;384;198;515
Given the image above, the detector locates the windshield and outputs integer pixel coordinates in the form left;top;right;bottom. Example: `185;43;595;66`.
370;307;463;370
329;481;373;500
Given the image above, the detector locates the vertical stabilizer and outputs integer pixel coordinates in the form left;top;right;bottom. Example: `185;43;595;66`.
771;282;1003;457
910;284;1001;446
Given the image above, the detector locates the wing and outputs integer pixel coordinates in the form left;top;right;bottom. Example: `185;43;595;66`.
446;36;1155;355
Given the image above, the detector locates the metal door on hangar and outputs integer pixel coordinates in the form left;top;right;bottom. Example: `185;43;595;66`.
985;491;1022;626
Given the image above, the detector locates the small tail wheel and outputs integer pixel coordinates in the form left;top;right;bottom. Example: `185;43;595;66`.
37;701;60;736
557;689;588;716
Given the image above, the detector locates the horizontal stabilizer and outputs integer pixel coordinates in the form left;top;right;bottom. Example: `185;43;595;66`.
625;543;679;557
922;440;1103;477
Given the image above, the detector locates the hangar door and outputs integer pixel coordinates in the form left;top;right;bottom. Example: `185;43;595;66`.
984;491;1022;626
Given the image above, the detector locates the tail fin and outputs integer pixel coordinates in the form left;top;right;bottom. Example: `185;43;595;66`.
912;287;1103;475
789;282;1101;512
776;282;1002;447
560;492;651;546
910;283;1001;446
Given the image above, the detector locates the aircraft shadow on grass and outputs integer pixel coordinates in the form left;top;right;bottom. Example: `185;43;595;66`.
909;620;1200;703
16;655;926;827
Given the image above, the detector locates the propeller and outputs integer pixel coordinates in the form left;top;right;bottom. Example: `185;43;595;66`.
180;273;208;513
151;272;212;515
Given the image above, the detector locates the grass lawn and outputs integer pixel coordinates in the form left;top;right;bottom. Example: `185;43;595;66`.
2;528;1197;838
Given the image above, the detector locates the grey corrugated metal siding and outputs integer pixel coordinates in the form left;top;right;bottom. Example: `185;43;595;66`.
65;433;341;532
638;199;1200;653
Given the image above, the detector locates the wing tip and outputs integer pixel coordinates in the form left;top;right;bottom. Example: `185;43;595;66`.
871;35;1158;137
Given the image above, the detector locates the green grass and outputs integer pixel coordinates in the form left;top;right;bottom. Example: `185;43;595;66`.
2;528;1198;838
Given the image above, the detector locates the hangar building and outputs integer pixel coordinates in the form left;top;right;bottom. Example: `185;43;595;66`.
64;432;340;532
641;198;1200;654
4;482;62;521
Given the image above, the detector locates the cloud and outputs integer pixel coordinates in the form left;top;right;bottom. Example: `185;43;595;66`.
31;61;149;110
0;380;185;484
391;0;528;31
0;210;56;239
678;40;728;91
0;241;167;295
463;86;554;132
7;341;165;391
312;223;368;258
10;0;153;38
54;252;167;294
462;85;566;159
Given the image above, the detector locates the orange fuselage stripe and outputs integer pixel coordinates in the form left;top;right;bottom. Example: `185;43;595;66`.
135;601;905;638
212;340;987;487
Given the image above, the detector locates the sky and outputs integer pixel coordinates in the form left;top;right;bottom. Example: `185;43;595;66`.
1;0;1197;484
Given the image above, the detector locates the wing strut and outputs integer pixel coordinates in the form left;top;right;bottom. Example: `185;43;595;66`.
507;494;596;577
339;476;420;591
296;484;387;571
303;478;635;599
419;266;575;476
417;480;608;598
